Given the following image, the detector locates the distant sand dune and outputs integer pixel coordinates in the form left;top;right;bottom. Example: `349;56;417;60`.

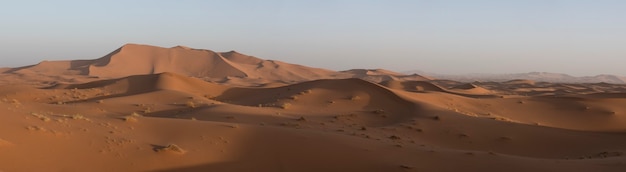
52;72;229;96
380;79;446;92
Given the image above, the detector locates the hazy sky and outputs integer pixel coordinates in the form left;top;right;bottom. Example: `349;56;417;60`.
1;0;625;76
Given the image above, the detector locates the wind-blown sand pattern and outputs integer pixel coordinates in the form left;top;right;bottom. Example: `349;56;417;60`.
1;44;625;171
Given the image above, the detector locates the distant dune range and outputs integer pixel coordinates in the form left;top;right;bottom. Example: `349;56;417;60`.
1;44;626;171
409;71;626;84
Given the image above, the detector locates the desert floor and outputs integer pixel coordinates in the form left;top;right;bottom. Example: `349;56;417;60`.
1;44;625;172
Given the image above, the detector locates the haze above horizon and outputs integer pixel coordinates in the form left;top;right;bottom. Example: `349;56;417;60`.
1;0;625;76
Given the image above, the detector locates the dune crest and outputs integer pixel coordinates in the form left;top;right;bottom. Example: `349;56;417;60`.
88;44;248;79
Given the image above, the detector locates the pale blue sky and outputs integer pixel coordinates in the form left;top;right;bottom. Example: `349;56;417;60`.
1;0;625;76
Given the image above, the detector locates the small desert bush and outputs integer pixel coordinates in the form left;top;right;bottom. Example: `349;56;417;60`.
155;144;186;154
30;113;51;122
143;108;152;113
71;114;87;120
279;103;292;109
124;112;142;122
124;116;138;122
26;126;46;131
185;101;196;108
298;89;312;95
349;95;361;100
372;109;385;114
296;116;307;121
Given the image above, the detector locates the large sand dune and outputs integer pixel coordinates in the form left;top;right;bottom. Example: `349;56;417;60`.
1;44;626;171
3;44;433;86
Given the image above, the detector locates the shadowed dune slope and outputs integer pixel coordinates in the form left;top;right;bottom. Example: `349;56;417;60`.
217;78;418;116
52;73;420;123
51;72;230;96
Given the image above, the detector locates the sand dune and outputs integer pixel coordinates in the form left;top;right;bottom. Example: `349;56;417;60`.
504;79;536;85
88;44;249;79
1;44;626;171
337;69;432;83
380;79;447;92
426;72;626;84
3;44;430;87
52;72;230;96
448;83;495;95
4;44;338;85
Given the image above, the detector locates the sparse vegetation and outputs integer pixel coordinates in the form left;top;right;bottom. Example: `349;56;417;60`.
279;102;292;109
288;95;298;100
433;116;441;120
349;95;361;101
185;101;196;108
124;112;142;122
71;114;87;120
155;144;186;154
373;109;385;114
298;89;312;95
296;116;307;121
26;126;46;131
30;113;51;122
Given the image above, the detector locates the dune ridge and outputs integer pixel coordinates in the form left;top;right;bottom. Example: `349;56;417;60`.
5;44;340;84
